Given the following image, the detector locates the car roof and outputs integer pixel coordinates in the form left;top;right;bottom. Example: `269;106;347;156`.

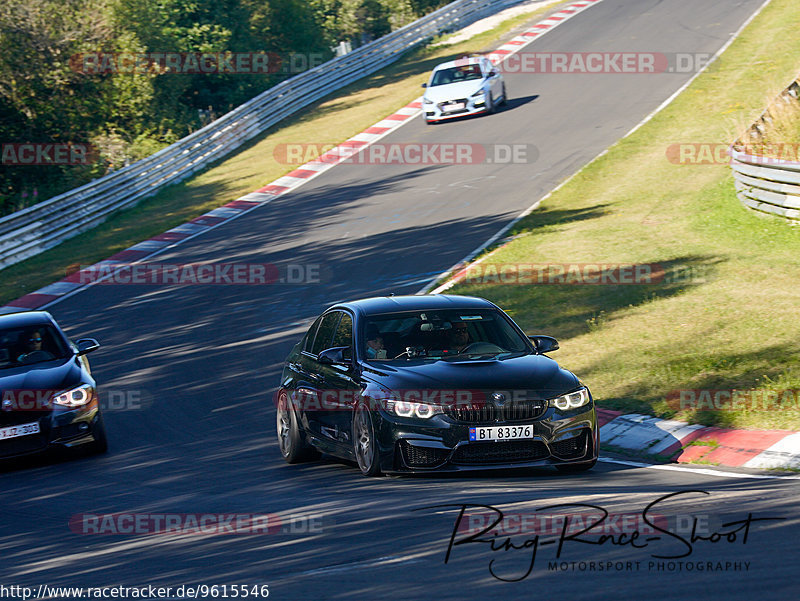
333;295;497;317
432;57;485;71
0;310;55;329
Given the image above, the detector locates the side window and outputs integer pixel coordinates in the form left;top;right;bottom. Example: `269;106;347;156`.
311;312;341;356
303;317;323;352
330;313;353;350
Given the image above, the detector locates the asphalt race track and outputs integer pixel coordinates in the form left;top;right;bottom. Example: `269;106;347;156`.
3;1;798;599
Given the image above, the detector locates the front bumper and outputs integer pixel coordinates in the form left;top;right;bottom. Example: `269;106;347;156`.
0;399;103;460
376;405;598;473
423;96;488;122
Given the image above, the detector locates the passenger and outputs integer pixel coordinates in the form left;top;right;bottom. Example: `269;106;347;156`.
365;325;387;359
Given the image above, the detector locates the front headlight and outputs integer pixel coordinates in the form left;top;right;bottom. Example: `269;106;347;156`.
52;384;94;408
470;89;485;98
549;388;590;411
383;399;443;419
423;97;434;104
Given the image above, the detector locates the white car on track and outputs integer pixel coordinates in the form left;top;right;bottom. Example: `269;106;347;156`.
421;56;507;124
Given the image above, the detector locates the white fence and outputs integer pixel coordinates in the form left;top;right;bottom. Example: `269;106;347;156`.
730;78;800;221
0;0;528;270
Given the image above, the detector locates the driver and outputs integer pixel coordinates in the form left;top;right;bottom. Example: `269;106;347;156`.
17;329;55;363
446;322;471;354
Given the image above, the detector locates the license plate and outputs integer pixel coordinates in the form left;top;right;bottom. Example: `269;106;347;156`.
444;102;465;111
0;422;41;440
469;424;533;442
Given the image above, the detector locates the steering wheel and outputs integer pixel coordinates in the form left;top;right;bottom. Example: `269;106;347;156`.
17;350;55;364
458;342;506;355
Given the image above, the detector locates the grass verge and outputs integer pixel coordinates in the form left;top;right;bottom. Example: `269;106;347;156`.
0;2;566;306
450;0;800;430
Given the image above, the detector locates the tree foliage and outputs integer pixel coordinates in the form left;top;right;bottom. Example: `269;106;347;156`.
0;0;451;214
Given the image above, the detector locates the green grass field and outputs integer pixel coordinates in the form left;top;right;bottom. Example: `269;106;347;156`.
449;0;800;430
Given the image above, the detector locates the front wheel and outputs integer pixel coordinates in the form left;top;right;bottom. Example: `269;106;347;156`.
500;83;508;106
277;391;318;463
353;402;381;476
86;412;108;455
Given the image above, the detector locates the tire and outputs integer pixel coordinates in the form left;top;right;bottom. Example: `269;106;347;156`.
555;458;597;473
353;402;381;476
277;390;318;463
86;412;108;455
500;83;508;106
487;92;496;114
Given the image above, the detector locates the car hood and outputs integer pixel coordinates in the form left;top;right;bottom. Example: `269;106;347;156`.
424;80;485;103
364;354;580;399
0;358;84;401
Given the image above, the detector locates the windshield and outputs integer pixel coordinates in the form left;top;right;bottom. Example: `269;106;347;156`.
0;325;70;369
362;309;529;361
430;65;484;87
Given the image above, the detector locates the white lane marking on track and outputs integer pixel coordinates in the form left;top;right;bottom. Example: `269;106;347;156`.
598;457;800;480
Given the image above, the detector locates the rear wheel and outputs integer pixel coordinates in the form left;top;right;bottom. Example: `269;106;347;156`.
277;390;318;463
353;402;381;476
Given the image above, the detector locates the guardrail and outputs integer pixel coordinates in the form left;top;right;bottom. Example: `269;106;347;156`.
0;0;529;270
730;78;800;221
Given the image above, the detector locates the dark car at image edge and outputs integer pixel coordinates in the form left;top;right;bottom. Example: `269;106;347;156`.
0;310;106;461
275;295;597;476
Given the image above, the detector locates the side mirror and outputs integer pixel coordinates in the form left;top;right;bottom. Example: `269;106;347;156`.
75;338;100;355
528;335;559;354
318;346;352;366
489;70;498;77
421;82;427;88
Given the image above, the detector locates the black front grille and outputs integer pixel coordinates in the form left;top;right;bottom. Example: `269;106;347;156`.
551;431;589;459
502;400;547;422
0;433;47;458
452;440;549;465
438;99;469;114
400;441;450;468
444;400;547;424
445;403;497;423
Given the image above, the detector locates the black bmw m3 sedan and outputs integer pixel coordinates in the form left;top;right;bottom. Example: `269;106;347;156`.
276;295;597;476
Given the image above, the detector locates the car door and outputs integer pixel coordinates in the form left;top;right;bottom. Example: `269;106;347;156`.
319;311;359;449
296;312;340;442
